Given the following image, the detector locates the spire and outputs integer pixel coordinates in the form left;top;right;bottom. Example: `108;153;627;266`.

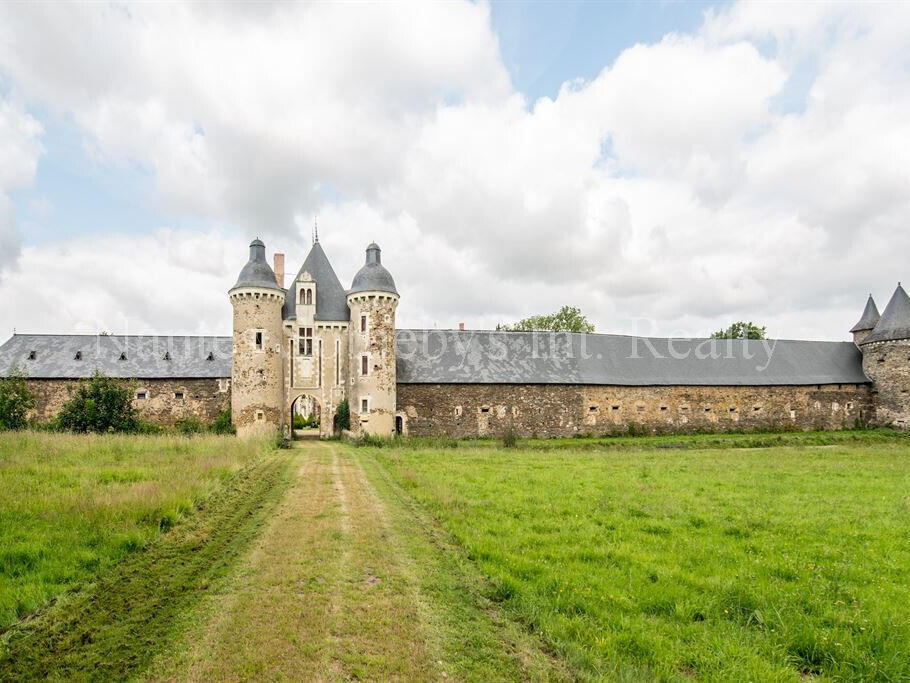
850;294;880;333
863;283;910;344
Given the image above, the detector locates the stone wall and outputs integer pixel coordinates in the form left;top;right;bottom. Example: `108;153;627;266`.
26;378;231;426
397;382;874;437
861;340;910;428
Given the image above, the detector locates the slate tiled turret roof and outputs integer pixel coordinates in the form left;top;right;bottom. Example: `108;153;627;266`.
0;335;231;379
850;295;880;333
231;239;282;291
282;242;350;321
349;242;398;296
863;283;910;344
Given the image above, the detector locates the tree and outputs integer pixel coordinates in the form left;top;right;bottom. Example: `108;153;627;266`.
711;321;767;340
57;372;138;433
333;398;350;433
0;364;36;430
497;305;595;333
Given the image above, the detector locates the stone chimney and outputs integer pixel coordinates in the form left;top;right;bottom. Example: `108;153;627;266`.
458;322;465;331
273;252;285;289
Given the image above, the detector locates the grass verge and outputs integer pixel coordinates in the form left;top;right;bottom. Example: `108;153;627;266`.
0;450;292;680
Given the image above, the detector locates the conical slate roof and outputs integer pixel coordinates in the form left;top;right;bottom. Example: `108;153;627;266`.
849;295;880;333
232;239;282;291
282;242;350;321
862;284;910;344
349;242;398;296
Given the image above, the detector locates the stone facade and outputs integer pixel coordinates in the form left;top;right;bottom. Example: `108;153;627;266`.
397;382;874;437
861;340;910;429
26;377;230;426
347;292;399;436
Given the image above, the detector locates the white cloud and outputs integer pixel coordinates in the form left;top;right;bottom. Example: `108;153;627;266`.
0;98;43;274
0;1;909;342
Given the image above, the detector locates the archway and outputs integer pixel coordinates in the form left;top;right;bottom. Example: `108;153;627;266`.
290;394;321;439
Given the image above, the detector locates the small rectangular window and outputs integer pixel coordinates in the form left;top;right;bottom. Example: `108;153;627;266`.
361;354;368;375
659;405;668;411
480;406;490;414
361;398;369;413
704;407;712;412
255;331;263;350
135;391;147;400
174;392;184;400
589;405;597;412
611;405;620;411
361;315;367;333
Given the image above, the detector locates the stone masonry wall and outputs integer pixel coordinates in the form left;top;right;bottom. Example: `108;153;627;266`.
861;340;910;429
397;382;874;437
27;378;230;426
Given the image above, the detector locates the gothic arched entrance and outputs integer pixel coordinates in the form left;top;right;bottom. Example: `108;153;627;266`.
290;394;321;439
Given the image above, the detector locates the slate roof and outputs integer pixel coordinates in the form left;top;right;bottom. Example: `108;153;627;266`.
0;335;231;379
350;243;398;296
863;284;910;344
850;295;881;333
232;239;282;291
283;242;350;321
394;330;870;386
1;330;869;385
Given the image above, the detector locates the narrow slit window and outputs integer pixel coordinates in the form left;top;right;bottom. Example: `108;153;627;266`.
361;354;368;376
335;339;340;386
255;332;263;351
361;315;367;333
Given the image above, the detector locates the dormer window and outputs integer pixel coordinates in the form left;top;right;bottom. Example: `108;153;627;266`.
28;351;36;360
163;352;171;361
119;352;127;361
74;351;82;361
206;352;214;361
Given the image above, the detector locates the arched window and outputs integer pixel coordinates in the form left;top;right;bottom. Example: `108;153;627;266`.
306;289;313;305
299;288;305;304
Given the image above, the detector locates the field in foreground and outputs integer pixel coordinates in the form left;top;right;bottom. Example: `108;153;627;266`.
373;437;910;680
0;431;266;630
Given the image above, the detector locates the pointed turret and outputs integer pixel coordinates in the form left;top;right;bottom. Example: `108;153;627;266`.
850;294;880;346
863;283;910;345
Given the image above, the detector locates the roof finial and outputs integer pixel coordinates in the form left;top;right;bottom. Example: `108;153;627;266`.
315;217;319;244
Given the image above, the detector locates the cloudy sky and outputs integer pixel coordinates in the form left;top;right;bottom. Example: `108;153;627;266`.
0;1;908;342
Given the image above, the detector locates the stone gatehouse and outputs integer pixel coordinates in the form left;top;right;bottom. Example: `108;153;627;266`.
2;239;908;437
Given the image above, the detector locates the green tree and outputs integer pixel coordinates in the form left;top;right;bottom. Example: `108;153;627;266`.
0;364;36;430
711;321;767;340
57;372;138;433
497;305;595;333
333;398;350;433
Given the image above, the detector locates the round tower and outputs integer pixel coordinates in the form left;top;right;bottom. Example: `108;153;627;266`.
347;242;399;436
229;238;286;439
858;283;910;429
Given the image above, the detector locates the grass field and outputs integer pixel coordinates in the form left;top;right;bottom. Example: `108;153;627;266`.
0;431;268;630
372;434;910;680
1;430;908;680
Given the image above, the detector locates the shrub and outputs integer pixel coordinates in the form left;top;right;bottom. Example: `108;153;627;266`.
0;365;36;430
502;428;518;448
56;372;138;433
273;426;290;449
211;409;235;435
175;417;205;435
333;399;350;433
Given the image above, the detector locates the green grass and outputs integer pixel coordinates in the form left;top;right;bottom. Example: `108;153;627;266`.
371;435;910;680
0;431;268;630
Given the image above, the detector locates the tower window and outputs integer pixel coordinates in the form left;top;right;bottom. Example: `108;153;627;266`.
361;354;369;376
335;339;341;386
361;398;369;413
306;289;312;305
255;331;263;351
299;328;313;356
361;314;367;333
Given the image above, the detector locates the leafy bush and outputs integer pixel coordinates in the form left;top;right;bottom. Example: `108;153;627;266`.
211;409;235;435
56;373;138;433
292;412;319;429
175;417;205;435
0;365;36;430
333;399;350;433
501;428;518;448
